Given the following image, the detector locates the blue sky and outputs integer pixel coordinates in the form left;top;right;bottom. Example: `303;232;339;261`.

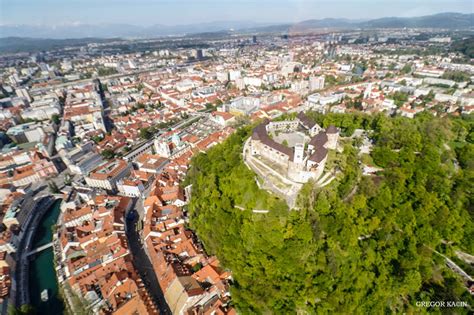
1;0;472;26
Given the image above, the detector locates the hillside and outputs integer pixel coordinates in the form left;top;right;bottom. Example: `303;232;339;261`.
185;112;474;313
291;13;473;31
1;12;471;40
0;37;120;53
360;12;474;29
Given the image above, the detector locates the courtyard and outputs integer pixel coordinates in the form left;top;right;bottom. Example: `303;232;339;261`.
271;131;308;148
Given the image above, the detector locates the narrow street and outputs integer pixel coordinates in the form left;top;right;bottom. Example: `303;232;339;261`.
125;200;172;315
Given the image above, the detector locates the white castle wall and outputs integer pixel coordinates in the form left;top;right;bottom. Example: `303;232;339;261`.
326;133;338;150
251;141;289;167
266;120;299;133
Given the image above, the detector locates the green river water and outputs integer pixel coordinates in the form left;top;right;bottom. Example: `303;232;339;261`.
28;200;65;314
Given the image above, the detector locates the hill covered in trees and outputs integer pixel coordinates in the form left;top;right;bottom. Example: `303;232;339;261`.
185;113;473;314
451;37;474;59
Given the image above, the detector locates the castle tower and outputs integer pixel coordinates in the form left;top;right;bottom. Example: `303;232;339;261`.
293;143;305;165
326;126;339;150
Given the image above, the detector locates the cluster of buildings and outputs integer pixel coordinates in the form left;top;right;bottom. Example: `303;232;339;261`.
52;113;237;314
57;195;158;314
141;168;234;314
0;27;472;313
63;82;106;138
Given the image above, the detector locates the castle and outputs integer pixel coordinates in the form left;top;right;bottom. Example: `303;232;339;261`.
249;112;338;183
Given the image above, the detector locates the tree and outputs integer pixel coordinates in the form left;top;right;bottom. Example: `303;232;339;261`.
51;114;60;125
48;181;60;194
185;113;474;314
423;91;435;103
101;149;115;159
450;38;474;58
192;263;203;272
400;64;412;74
441;70;471;83
19;305;35;315
205;103;216;111
325;75;338;87
139;127;154;140
8;304;36;315
97;67;118;76
91;135;103;144
392;91;409;107
64;173;72;186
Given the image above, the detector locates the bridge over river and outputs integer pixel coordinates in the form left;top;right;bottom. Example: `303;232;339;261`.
26;242;53;257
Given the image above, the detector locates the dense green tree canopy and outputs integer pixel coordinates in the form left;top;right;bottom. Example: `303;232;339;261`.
451;38;474;59
186;113;473;314
441;71;471;83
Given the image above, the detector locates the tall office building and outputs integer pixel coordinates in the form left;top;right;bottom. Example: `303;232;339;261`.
196;49;204;59
309;75;325;91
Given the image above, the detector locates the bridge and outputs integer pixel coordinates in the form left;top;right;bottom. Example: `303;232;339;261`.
26;242;53;257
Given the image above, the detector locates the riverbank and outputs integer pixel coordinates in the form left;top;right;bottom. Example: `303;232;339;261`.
28;199;65;314
14;196;57;307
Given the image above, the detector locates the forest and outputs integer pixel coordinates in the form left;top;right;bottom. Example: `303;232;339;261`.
451;38;474;59
185;112;473;314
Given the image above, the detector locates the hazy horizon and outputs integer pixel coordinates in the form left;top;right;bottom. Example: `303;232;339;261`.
1;0;473;26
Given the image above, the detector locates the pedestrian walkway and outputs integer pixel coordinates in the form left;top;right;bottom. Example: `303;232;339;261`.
26;242;53;257
316;171;332;185
319;175;336;187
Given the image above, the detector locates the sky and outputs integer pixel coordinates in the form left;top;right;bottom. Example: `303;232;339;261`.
1;0;472;26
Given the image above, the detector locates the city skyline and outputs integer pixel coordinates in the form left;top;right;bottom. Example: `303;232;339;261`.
1;0;472;26
0;0;473;314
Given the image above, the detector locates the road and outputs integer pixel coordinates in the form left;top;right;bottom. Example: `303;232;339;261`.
171;114;202;131
30;67;162;93
125;199;172;315
29;57;209;93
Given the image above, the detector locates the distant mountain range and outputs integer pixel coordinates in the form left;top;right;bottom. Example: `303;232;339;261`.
290;12;473;31
0;21;274;39
0;12;472;40
0;37;121;53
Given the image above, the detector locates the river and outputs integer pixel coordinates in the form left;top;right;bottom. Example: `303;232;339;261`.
28;200;65;314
